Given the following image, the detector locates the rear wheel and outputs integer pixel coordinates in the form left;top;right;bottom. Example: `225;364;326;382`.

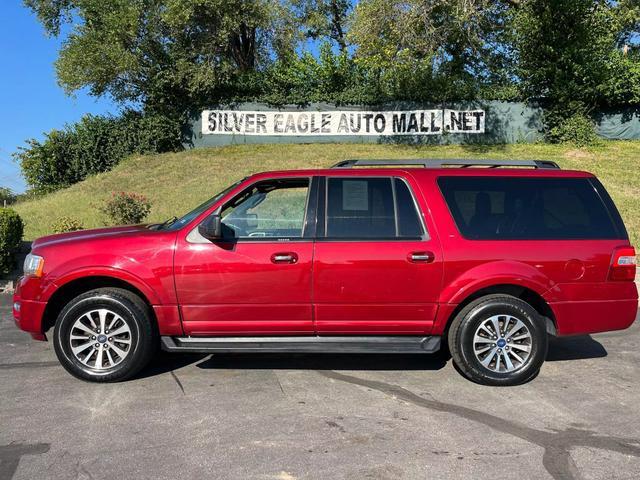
53;288;156;382
448;294;548;386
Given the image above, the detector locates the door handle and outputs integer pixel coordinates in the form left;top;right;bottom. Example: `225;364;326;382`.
271;252;298;264
408;251;435;263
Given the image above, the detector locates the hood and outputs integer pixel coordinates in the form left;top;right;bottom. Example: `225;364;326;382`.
32;224;151;249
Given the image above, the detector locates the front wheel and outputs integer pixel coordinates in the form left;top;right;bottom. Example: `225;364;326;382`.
448;294;548;386
53;288;156;382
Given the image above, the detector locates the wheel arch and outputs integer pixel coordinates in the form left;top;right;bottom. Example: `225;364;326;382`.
41;276;157;334
439;284;557;340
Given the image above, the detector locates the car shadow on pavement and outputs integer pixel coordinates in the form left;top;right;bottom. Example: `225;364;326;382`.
135;351;449;377
135;335;606;379
546;335;607;361
193;352;448;371
135;352;209;379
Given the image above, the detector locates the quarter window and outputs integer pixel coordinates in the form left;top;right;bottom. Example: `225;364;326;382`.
325;177;424;239
437;176;622;240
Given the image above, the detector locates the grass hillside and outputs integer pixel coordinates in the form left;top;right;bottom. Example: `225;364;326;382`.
13;142;640;244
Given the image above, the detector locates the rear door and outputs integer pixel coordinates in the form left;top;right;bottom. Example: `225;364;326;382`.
312;175;443;334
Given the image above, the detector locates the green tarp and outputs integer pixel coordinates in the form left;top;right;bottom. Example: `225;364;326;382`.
185;101;640;147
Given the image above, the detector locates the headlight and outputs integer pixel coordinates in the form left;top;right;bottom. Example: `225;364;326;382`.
23;253;45;278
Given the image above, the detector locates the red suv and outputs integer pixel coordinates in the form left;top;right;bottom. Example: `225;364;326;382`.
13;159;638;385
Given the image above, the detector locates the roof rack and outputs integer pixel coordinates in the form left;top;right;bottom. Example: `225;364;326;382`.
331;159;561;169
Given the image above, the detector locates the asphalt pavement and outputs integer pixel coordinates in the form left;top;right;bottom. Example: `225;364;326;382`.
1;294;639;480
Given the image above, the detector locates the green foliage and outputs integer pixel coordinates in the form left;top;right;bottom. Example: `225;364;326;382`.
24;0;521;109
512;0;640;136
0;187;16;206
0;209;24;275
513;1;610;103
101;192;152;225
598;50;640;106
347;0;514;103
547;112;600;147
21;0;640;137
14;111;182;193
291;0;350;51
25;0;296;116
261;43;377;105
51;216;84;233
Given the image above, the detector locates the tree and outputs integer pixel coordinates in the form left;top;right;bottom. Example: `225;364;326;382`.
511;0;640;137
290;0;351;52
348;0;516;103
24;0;640;136
262;42;375;106
24;0;297;116
0;188;16;206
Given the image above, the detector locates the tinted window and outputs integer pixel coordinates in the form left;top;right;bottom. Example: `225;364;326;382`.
326;177;423;238
395;178;424;237
438;177;622;240
221;179;309;239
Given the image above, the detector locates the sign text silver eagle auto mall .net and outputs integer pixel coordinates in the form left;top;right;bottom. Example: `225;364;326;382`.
201;109;485;136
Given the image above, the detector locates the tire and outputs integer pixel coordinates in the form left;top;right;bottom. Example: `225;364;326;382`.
447;294;548;386
53;288;156;382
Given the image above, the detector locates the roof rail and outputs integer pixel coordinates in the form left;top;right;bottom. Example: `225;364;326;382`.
331;159;561;169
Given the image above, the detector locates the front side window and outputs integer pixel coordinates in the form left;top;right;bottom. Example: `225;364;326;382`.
220;178;310;239
325;177;424;239
437;176;623;240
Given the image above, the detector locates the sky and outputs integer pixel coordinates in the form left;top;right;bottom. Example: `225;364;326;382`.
0;1;342;194
0;1;116;193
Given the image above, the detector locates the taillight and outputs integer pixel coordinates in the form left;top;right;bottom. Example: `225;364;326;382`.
609;247;637;281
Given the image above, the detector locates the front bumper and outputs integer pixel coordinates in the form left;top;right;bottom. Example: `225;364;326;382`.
13;276;48;341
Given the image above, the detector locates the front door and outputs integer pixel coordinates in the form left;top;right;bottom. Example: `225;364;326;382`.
313;175;443;334
174;176;316;335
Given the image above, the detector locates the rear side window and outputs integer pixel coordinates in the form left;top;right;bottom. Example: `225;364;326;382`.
438;176;625;240
325;177;424;239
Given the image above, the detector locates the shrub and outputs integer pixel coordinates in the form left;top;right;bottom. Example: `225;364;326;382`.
51;216;84;233
16;132;76;193
14;111;183;194
547;112;600;147
101;192;152;225
0;209;24;275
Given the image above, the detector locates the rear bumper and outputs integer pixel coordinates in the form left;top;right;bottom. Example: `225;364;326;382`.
550;298;638;336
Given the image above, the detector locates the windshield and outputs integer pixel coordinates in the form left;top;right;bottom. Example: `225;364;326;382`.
157;178;246;231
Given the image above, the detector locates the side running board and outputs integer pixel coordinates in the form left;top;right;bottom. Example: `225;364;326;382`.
161;336;441;354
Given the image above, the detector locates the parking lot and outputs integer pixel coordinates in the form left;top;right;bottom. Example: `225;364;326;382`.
1;294;639;480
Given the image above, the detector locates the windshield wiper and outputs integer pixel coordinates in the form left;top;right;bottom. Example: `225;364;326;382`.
156;216;178;230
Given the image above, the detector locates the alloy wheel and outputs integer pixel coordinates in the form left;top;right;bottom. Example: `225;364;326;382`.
68;309;133;370
472;314;532;373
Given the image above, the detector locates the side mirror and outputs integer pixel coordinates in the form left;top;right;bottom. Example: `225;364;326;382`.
198;214;222;241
